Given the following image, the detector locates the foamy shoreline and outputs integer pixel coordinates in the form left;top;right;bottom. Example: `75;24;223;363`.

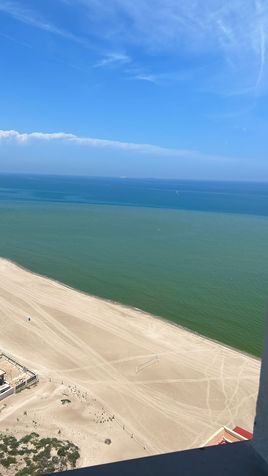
0;257;261;468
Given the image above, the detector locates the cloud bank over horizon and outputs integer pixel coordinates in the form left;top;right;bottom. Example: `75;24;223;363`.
1;127;266;180
0;129;231;162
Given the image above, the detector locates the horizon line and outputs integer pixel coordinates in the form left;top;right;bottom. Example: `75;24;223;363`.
0;171;268;184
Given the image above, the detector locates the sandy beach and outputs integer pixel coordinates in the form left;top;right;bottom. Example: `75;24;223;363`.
0;258;261;468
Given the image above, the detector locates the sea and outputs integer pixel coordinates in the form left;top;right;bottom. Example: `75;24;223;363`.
0;174;268;357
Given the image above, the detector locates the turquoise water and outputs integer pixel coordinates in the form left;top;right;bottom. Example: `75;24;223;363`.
0;174;268;356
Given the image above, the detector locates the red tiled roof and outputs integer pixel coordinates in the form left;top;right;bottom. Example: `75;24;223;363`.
233;426;253;440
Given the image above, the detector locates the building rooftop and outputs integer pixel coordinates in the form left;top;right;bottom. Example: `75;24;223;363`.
204;426;253;446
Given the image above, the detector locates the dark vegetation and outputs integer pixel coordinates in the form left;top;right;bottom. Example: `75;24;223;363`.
61;398;71;405
0;432;80;475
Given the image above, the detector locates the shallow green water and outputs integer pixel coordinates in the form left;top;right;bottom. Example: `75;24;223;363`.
0;200;267;356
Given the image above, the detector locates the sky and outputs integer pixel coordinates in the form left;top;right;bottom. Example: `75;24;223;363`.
0;0;268;180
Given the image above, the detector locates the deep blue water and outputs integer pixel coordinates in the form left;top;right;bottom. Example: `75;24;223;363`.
0;174;268;216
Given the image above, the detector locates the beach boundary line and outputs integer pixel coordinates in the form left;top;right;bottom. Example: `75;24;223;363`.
0;256;260;363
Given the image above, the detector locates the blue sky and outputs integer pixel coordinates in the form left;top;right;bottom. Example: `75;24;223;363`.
0;0;268;179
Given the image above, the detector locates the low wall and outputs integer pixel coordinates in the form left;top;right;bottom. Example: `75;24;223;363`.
0;387;14;401
0;351;38;394
0;352;36;377
15;374;38;393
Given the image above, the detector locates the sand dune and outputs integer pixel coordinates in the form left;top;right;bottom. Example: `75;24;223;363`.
0;258;260;467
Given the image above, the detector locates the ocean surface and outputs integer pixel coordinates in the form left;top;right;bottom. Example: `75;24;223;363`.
0;174;268;356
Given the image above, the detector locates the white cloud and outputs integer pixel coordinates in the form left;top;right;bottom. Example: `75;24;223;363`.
0;0;90;47
76;0;268;94
2;0;268;93
94;52;130;68
0;129;230;162
133;74;158;84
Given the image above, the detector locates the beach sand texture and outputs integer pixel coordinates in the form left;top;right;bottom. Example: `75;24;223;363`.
0;258;261;468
